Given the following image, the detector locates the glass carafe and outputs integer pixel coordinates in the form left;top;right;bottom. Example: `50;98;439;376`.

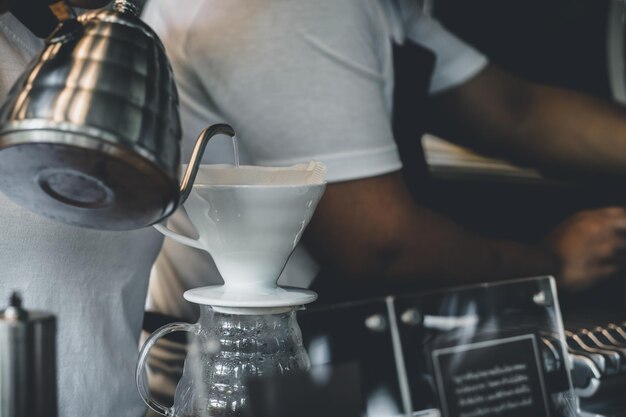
137;306;310;417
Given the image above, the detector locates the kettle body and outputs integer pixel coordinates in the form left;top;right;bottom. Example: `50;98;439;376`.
0;3;182;230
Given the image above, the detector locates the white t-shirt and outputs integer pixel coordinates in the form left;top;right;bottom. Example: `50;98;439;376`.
0;14;163;417
143;0;488;321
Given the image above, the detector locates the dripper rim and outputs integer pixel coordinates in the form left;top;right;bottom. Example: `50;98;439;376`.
183;162;327;188
191;181;327;189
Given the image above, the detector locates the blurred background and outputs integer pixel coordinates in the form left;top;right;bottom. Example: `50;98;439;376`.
383;0;626;310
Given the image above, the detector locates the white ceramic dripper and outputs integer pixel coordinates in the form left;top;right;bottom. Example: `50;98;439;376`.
154;161;327;313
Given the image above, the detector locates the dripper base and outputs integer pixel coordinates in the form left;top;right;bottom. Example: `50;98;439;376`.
183;285;317;308
210;305;298;315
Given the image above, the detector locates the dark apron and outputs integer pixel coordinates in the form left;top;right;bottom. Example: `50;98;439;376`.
392;41;436;199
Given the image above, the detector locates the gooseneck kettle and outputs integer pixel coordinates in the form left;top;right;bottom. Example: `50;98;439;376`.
0;0;234;230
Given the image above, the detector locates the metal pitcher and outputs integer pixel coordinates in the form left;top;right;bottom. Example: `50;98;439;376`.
0;0;234;230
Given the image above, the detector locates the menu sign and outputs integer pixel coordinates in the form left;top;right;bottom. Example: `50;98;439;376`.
432;334;550;417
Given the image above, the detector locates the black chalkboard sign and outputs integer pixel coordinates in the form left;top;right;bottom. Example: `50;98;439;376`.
432;334;551;417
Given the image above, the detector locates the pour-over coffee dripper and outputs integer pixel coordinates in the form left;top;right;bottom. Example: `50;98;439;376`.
137;161;327;417
154;161;327;312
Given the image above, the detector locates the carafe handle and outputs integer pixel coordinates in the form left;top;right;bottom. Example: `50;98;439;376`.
136;322;200;417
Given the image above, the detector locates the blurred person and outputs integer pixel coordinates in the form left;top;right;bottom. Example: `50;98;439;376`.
0;2;164;416
141;0;626;404
143;0;626;326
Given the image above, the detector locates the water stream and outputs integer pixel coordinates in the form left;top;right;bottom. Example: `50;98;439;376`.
232;135;240;167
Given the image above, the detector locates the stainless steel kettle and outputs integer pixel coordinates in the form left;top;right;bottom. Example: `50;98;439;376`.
0;0;234;230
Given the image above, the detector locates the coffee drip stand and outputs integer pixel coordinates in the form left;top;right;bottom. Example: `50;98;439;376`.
137;160;327;417
0;0;328;415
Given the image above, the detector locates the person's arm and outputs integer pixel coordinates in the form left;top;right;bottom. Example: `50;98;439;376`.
304;171;626;291
430;64;626;179
303;64;626;291
306;172;555;287
173;0;626;292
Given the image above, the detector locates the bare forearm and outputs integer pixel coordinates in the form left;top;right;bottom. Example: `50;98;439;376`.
382;207;558;288
305;173;558;290
433;65;626;178
515;84;626;177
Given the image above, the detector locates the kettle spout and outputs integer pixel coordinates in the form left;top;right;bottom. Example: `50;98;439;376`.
179;124;236;204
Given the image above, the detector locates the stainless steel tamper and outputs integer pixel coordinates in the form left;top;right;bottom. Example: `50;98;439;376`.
0;292;57;417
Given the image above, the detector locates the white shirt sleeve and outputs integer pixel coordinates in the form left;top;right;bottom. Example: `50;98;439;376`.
388;0;488;94
406;14;488;94
179;0;402;183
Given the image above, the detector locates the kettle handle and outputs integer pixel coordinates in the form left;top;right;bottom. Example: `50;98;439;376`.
179;123;236;204
136;322;200;417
